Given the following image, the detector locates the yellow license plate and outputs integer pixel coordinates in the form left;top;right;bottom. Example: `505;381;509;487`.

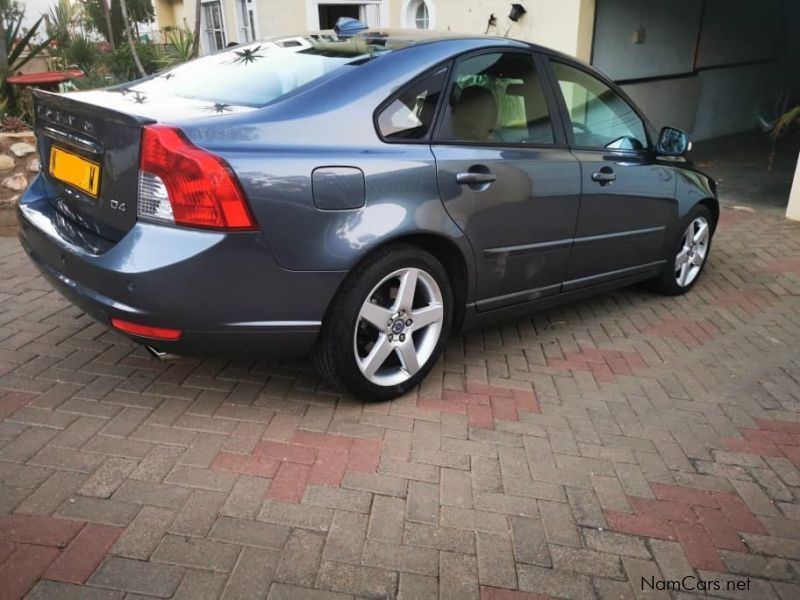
49;146;101;197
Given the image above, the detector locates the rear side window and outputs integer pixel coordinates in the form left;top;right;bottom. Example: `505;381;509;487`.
436;52;555;145
129;36;399;107
377;67;448;141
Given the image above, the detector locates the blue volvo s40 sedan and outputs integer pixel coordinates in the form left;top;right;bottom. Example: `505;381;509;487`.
18;24;716;400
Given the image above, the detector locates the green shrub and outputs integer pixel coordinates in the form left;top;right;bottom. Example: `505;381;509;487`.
106;42;163;82
65;34;101;74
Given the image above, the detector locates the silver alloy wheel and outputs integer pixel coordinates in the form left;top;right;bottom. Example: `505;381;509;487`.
353;267;444;387
674;216;710;287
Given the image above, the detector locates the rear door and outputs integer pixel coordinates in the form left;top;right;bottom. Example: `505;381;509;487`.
545;59;677;290
431;50;581;311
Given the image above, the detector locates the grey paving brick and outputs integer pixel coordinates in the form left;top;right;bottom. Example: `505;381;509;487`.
222;546;279;600
316;560;397;600
275;528;326;587
323;510;368;563
406;480;439;524
222;475;271;519
510;515;551;566
362;539;439;576
210;515;291;550
112;506;175;559
57;495;141;526
267;583;353;600
475;531;517;588
78;457;137;498
259;500;333;531
170;489;227;536
89;557;184;598
152;534;240;572
112;479;192;509
439;552;479;600
517;563;595;600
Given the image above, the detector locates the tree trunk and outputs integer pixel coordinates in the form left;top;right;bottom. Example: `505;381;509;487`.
119;0;146;77
103;0;115;49
0;17;8;74
191;0;201;58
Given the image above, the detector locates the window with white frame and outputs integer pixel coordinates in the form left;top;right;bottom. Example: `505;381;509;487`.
236;0;257;43
202;1;226;52
402;0;434;30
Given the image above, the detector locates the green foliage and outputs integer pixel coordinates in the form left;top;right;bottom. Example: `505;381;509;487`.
161;27;194;67
65;34;101;74
771;105;800;141
71;69;111;90
4;10;55;74
46;0;82;45
1;4;56;119
83;0;155;46
107;41;162;81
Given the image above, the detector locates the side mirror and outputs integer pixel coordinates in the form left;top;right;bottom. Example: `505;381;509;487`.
656;126;691;156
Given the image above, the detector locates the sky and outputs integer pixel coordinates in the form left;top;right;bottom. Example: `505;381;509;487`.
21;0;56;32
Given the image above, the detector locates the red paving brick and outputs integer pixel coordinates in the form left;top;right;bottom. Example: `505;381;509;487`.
253;440;317;465
713;493;766;534
650;482;719;508
0;544;60;600
694;506;746;552
604;511;676;540
267;462;313;503
347;438;382;472
0;392;35;420
308;449;349;486
0;514;84;548
673;521;726;572
44;524;122;584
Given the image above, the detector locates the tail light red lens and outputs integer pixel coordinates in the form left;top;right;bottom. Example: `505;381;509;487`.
111;318;182;340
138;125;256;230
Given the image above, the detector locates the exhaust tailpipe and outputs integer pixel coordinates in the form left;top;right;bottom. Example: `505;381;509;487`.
144;345;181;362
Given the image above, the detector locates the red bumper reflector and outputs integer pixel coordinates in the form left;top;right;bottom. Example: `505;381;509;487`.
111;318;182;341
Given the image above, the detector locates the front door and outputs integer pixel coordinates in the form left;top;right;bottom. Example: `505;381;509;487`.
548;60;677;290
431;51;581;311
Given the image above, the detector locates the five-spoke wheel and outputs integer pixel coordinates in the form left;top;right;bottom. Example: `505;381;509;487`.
650;204;714;296
354;268;444;386
313;244;452;401
674;216;710;288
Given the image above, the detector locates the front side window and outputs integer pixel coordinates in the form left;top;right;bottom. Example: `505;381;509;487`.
437;52;555;145
377;67;447;141
551;61;647;150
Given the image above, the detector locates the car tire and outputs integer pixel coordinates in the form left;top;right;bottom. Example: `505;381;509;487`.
313;243;453;401
650;204;714;296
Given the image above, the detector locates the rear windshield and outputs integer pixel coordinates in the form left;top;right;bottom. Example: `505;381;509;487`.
129;35;402;108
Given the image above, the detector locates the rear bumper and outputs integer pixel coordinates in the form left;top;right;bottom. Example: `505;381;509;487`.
17;175;346;358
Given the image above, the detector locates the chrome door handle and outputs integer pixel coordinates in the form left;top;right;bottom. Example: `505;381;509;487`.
456;172;497;185
591;168;616;185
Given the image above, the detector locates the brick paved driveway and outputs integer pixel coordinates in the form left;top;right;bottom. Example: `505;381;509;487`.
1;206;799;599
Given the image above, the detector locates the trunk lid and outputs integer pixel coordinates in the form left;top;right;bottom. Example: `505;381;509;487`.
33;90;153;243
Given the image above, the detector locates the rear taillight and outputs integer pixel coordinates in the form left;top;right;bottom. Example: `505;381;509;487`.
138;125;256;230
111;318;182;340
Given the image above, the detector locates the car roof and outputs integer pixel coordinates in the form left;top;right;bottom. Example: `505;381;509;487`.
340;28;578;63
